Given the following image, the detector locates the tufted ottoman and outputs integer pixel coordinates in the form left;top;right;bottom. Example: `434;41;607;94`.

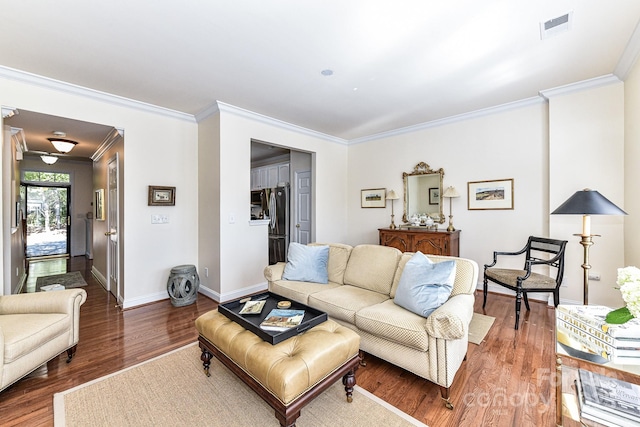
195;309;361;427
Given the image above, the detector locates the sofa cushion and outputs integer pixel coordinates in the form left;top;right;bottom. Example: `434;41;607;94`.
429;255;479;297
343;245;401;295
282;243;329;283
390;253;413;298
308;285;389;324
394;252;456;318
309;243;353;285
0;313;69;363
268;280;342;305
355;299;429;351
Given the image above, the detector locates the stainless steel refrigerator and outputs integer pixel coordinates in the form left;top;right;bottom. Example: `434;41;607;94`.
268;185;289;265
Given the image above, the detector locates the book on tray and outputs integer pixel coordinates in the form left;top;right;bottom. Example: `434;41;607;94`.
575;369;640;426
259;309;305;331
239;300;266;315
557;305;640;339
557;319;640;364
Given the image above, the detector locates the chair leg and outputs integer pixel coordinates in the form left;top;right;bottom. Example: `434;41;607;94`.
553;289;560;307
482;276;488;309
523;293;531;311
514;292;521;330
66;345;77;363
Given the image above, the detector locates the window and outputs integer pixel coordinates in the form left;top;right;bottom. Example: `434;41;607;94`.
22;171;70;184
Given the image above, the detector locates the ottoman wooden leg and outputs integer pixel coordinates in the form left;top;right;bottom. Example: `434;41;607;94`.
342;369;356;403
200;347;212;377
275;409;300;427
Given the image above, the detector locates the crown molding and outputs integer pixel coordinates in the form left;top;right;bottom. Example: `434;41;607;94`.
615;20;640;80
194;102;220;122
92;127;124;162
349;96;546;145
539;74;621;99
197;101;348;145
0;66;195;123
2;106;18;118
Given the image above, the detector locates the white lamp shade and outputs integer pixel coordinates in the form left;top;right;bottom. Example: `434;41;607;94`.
41;154;58;164
48;138;78;153
386;189;399;200
443;186;460;198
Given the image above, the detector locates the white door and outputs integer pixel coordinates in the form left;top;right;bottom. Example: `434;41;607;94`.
294;170;311;244
106;154;121;303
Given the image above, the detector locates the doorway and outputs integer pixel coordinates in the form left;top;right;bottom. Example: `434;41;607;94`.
24;184;70;259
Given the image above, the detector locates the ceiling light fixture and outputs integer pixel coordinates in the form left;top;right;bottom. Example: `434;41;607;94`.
40;154;58;165
47;137;78;153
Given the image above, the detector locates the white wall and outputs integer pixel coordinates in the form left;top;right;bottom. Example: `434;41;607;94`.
625;59;640;268
197;112;221;299
346;101;549;282
1;70;632;310
548;83;625;307
0;74;199;306
197;105;349;302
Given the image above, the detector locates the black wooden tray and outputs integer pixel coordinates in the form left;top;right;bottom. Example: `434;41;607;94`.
218;292;328;345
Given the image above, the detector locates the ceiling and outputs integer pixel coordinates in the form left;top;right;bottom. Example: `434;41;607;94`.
2;1;640;144
5;110;115;162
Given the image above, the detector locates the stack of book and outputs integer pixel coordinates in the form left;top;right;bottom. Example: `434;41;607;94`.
557;305;640;364
575;369;640;426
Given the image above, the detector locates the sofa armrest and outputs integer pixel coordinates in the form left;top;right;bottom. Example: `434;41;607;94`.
424;293;474;340
0;288;87;315
264;262;286;282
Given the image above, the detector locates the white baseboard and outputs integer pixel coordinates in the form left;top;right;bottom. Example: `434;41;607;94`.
121;291;169;309
116;282;268;309
91;266;107;290
199;281;268;304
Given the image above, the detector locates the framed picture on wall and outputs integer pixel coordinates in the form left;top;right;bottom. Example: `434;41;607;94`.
361;188;386;208
95;189;105;220
148;186;176;206
467;179;514;210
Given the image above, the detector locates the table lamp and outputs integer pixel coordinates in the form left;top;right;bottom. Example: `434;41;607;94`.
551;188;627;305
442;186;460;232
386;189;400;229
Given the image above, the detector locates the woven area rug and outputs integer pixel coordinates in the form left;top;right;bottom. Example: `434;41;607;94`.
35;271;87;291
54;344;428;427
469;313;495;345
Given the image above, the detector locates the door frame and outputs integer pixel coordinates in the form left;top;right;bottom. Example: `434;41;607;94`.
107;153;122;305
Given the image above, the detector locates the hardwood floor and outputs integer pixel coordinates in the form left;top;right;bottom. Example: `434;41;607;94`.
1;257;556;426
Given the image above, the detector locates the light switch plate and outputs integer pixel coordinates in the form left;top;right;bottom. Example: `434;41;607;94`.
151;214;169;224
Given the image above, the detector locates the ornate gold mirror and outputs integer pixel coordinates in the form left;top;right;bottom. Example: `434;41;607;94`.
402;162;445;224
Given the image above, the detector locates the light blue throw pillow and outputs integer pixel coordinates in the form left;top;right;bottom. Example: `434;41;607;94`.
394;251;456;318
282;243;330;284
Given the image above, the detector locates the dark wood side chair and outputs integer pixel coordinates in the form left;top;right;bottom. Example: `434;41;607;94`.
483;236;568;330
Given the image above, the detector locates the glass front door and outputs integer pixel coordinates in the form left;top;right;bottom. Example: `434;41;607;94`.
25;185;70;258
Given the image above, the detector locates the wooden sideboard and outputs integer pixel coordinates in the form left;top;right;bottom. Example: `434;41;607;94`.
378;228;460;256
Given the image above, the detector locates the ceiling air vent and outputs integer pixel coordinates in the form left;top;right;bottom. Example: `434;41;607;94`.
540;11;573;40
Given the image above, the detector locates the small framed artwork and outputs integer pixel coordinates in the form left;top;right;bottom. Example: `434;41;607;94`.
361;188;386;208
429;187;440;205
148;186;176;206
468;179;514;210
95;189;105;220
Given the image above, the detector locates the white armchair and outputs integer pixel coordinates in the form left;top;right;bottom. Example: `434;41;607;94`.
0;288;87;392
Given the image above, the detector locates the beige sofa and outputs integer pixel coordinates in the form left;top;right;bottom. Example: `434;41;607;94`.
264;243;478;409
0;288;87;392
